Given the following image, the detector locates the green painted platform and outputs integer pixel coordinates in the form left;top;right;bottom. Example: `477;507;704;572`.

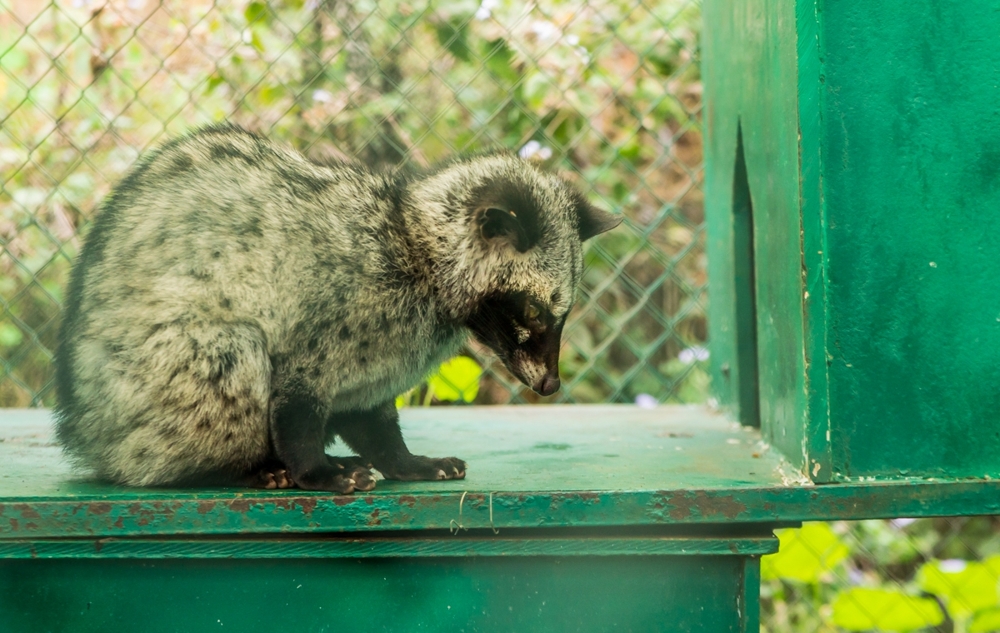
3;406;999;631
0;405;784;632
1;406;998;539
2;406;999;542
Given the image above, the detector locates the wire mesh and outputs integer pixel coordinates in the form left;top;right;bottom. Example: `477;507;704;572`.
0;0;706;407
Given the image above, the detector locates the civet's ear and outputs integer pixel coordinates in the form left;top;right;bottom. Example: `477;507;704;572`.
575;197;622;241
478;207;535;253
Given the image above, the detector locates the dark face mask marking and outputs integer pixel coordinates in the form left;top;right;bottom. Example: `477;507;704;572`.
466;291;564;396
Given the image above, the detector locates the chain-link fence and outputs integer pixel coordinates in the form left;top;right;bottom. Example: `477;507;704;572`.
0;0;705;407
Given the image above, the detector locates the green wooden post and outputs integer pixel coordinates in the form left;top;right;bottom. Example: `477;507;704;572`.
704;0;1000;482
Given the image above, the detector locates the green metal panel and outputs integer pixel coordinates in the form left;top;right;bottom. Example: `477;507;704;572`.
819;1;1000;480
704;0;1000;481
1;555;761;632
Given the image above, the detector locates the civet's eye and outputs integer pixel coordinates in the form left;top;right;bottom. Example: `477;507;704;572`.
526;303;541;324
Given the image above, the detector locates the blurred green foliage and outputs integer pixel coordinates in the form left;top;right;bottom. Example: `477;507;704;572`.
396;354;483;407
0;0;705;406
763;520;1000;633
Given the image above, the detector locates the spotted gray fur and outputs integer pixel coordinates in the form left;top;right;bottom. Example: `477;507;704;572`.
54;124;620;490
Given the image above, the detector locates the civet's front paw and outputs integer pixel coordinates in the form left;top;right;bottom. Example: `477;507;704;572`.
379;455;467;481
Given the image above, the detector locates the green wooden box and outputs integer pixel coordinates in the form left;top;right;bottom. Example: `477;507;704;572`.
0;407;784;632
5;406;1000;631
703;0;1000;482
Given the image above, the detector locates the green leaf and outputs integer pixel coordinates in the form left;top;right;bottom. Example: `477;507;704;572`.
244;1;268;25
427;356;482;403
918;559;1000;619
249;30;265;53
832;588;944;632
973;607;1000;632
760;523;849;584
205;74;225;94
483;38;518;84
0;47;28;73
258;84;286;106
984;554;1000;578
434;19;472;62
0;322;23;348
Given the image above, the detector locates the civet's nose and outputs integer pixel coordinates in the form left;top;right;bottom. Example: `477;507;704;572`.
535;374;561;397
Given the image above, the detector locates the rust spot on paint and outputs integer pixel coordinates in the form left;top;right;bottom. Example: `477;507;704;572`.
88;503;112;516
8;518;18;531
298;498;318;514
271;498;294;512
658;491;748;521
128;502;152;527
332;496;354;507
364;496;374;505
94;540;104;554
113;516;124;529
367;508;382;526
13;504;41;520
197;501;216;515
229;499;251;513
398;495;417;508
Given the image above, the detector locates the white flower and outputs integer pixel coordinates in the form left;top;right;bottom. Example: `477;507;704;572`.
566;34;580;46
518;140;552;161
476;0;498;20
939;559;968;573
530;20;560;42
635;394;658;409
312;89;334;103
678;346;709;364
518;140;541;159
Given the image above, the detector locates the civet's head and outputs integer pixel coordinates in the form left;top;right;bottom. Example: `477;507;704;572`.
419;153;621;396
